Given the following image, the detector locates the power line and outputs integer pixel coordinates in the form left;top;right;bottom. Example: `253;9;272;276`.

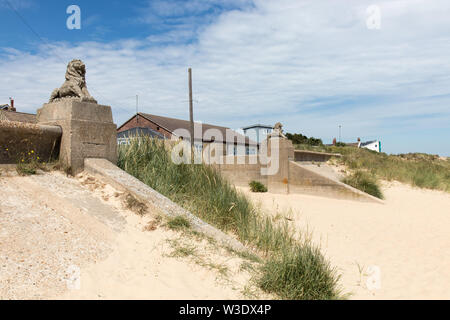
4;1;188;121
4;0;136;116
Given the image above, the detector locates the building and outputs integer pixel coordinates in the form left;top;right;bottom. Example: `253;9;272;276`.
327;138;382;153
1;98;16;112
117;127;165;144
117;113;257;156
242;124;273;146
359;140;381;152
0;100;36;123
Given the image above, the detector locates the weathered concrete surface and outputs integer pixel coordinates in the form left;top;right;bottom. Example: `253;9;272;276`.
212;137;381;202
37;100;117;174
0;170;259;299
84;158;248;252
213;155;265;187
0;120;61;164
266;137;294;194
289;161;383;203
294;150;341;162
0;172;117;299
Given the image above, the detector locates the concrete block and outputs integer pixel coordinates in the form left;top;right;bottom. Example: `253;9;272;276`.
37;100;117;174
266;137;294;194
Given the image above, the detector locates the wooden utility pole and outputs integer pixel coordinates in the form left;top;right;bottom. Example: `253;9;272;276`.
136;95;139;125
188;68;194;163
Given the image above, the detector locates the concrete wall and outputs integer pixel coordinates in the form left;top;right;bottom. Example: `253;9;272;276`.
294;150;341;162
213;155;265;187
288;161;381;202
212;137;382;202
0;120;61;164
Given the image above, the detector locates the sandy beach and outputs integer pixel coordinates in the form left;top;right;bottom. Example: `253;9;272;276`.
240;182;450;299
0;171;263;300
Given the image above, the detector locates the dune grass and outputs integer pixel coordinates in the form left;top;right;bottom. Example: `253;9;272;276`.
327;146;450;192
342;170;384;199
118;137;341;300
166;216;191;230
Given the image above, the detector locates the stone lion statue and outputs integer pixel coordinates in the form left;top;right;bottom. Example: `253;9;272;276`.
49;59;97;103
271;122;286;138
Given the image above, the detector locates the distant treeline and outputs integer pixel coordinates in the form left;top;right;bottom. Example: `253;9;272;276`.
285;132;323;146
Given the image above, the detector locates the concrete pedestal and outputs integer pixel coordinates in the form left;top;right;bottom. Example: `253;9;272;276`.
265;136;294;194
37;99;117;174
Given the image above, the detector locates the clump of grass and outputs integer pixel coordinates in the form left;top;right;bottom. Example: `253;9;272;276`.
167;240;197;258
166;216;191;230
124;193;148;215
342;170;384;199
16;162;37;176
118;137;342;300
259;244;341;300
249;180;268;193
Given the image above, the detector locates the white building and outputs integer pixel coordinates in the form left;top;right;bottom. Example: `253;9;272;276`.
359;140;381;152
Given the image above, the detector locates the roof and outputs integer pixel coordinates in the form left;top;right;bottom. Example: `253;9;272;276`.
117;127;165;140
0;110;37;123
120;113;256;145
360;140;378;147
242;124;273;130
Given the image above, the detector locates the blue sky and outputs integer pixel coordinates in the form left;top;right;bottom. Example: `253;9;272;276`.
1;0;449;156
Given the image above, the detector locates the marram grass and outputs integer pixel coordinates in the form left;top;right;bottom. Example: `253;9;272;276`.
342;170;384;199
327;146;450;193
118;137;342;300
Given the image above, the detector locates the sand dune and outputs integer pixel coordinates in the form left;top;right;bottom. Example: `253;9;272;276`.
0;171;261;300
240;182;450;299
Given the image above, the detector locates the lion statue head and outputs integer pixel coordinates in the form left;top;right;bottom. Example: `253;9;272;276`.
49;59;96;103
270;122;286;138
65;59;86;84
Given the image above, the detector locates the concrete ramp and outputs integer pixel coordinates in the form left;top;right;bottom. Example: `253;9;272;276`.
289;161;383;203
84;158;247;252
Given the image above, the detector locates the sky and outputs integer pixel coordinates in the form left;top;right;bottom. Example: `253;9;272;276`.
0;0;449;156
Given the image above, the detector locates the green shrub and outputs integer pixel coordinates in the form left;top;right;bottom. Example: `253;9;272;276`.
118;137;342;300
249;180;267;193
342;170;384;199
286;133;323;146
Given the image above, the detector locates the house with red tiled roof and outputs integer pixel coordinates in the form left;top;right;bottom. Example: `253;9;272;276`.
117;112;258;156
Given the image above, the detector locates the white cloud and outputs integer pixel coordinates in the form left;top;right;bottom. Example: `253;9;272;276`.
1;0;449;154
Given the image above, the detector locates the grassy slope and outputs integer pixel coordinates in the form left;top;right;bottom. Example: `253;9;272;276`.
118;138;342;300
294;143;450;193
329;146;450;192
